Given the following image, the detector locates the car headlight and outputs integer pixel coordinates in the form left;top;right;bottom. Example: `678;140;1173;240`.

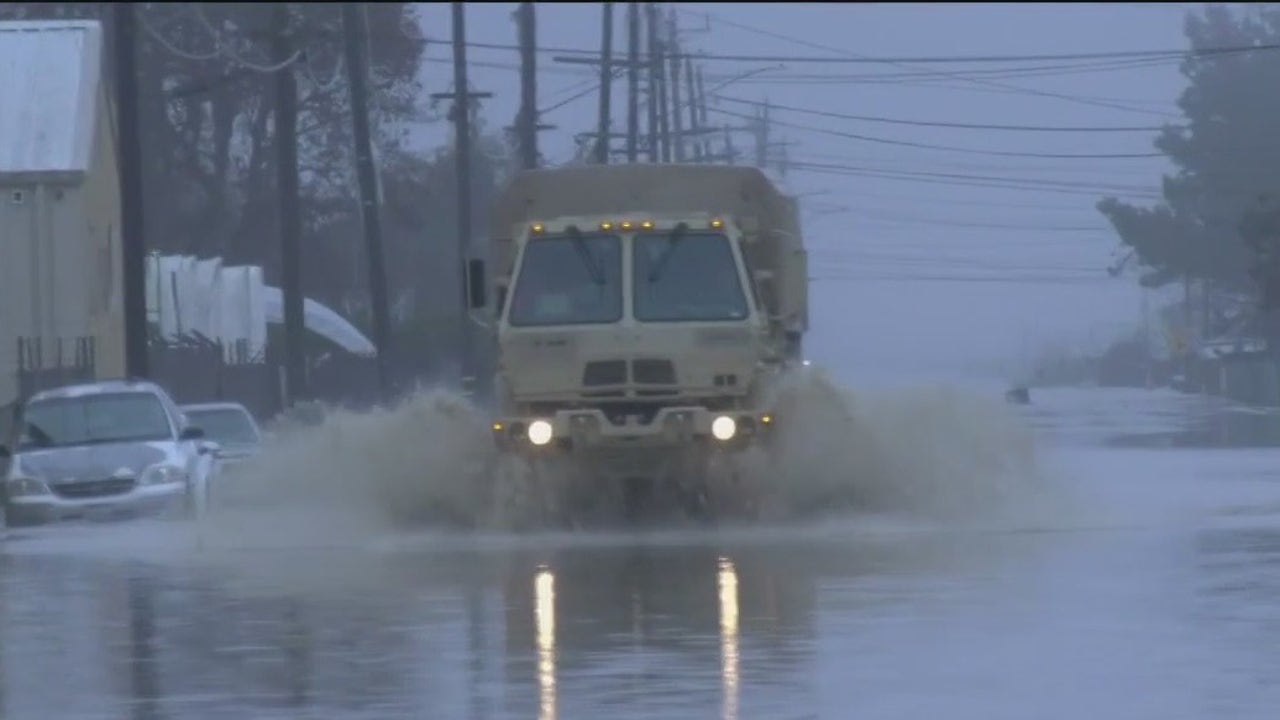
711;415;737;441
527;419;554;446
6;476;50;497
141;464;187;486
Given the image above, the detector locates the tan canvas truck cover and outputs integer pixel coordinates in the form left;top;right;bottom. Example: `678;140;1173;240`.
488;164;808;340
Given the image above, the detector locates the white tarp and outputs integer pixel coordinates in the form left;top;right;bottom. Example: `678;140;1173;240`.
146;253;375;360
217;266;268;359
261;286;376;357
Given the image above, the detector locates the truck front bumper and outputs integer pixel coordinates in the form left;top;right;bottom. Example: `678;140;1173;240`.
491;405;776;455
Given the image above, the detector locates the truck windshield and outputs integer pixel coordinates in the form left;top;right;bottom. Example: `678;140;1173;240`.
508;234;624;326
633;231;750;322
20;392;173;449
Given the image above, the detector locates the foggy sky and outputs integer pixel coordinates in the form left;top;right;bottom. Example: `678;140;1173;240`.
409;2;1206;383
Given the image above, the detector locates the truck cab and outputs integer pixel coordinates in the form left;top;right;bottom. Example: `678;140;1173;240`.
472;164;806;467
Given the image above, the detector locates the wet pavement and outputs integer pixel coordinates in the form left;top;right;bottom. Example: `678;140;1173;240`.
4;385;1280;719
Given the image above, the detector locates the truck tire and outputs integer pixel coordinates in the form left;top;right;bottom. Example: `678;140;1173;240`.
666;445;713;523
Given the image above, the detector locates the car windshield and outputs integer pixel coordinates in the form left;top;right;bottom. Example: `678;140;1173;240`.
508;233;623;326
20;392;173;449
185;408;260;446
633;231;750;322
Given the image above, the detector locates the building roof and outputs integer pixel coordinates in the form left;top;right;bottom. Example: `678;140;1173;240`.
0;20;104;179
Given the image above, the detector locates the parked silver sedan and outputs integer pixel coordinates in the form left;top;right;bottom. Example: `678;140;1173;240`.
0;380;219;527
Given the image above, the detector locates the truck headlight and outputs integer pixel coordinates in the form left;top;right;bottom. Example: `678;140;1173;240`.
6;476;50;497
142;464;187;486
527;420;554;446
711;415;737;441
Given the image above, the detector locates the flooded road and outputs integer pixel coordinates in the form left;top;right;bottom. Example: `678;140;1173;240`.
5;384;1280;719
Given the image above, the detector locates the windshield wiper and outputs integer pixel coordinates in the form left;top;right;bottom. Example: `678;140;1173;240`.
565;225;607;286
646;222;690;283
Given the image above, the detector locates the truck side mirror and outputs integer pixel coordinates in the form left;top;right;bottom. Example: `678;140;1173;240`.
467;259;487;309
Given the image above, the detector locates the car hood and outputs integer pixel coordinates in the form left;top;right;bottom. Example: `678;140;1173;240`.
11;441;175;482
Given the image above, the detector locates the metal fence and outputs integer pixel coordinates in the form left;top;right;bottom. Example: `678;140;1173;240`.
149;333;411;421
8;332;434;431
150;332;283;420
16;336;97;399
4;336;98;441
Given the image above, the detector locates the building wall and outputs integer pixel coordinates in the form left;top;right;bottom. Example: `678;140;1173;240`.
0;77;122;407
80;77;125;381
0;181;39;407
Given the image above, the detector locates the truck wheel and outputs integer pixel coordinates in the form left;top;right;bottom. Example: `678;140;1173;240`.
704;448;769;522
529;456;572;528
667;447;713;524
489;453;537;531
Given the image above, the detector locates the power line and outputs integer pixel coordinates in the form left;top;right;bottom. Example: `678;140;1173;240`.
812;273;1115;286
707;107;1165;159
816;255;1109;274
444;35;1280;66
789;157;1159;193
713;95;1172;133
697;56;1184;85
543;51;1189;87
804;192;1103;213
138;5;302;72
669;7;1179;119
839;213;1111;233
190;6;306;72
789;162;1162;200
826;77;1176;109
797;154;1163;177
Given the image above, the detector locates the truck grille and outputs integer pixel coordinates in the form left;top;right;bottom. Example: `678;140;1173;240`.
51;478;137;500
581;358;677;390
632;359;676;385
583;360;628;386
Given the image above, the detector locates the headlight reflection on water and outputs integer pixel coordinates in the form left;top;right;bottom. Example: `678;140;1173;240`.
529;559;737;720
718;556;740;720
534;566;557;720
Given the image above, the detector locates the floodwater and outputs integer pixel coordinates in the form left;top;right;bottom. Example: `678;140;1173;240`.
5;381;1280;719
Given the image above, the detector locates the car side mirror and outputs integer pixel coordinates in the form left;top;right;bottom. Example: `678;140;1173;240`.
180;426;206;442
197;441;220;456
467;259;487;309
0;445;9;461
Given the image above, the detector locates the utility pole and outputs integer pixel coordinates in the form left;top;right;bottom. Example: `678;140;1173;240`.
112;2;149;378
645;2;660;162
755;99;770;168
594;2;615;164
685;58;701;162
272;3;306;405
1183;273;1193;387
696;67;711;163
437;2;494;394
341;2;392;401
626;2;640;163
654;16;670;163
666;9;685;163
515;1;538;170
722;125;738;165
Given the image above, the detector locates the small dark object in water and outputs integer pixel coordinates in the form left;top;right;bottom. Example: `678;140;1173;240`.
1005;386;1031;405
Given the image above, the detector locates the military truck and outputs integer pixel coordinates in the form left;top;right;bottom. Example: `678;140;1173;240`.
465;163;808;518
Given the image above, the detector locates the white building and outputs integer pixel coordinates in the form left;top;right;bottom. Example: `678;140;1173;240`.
0;19;124;407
